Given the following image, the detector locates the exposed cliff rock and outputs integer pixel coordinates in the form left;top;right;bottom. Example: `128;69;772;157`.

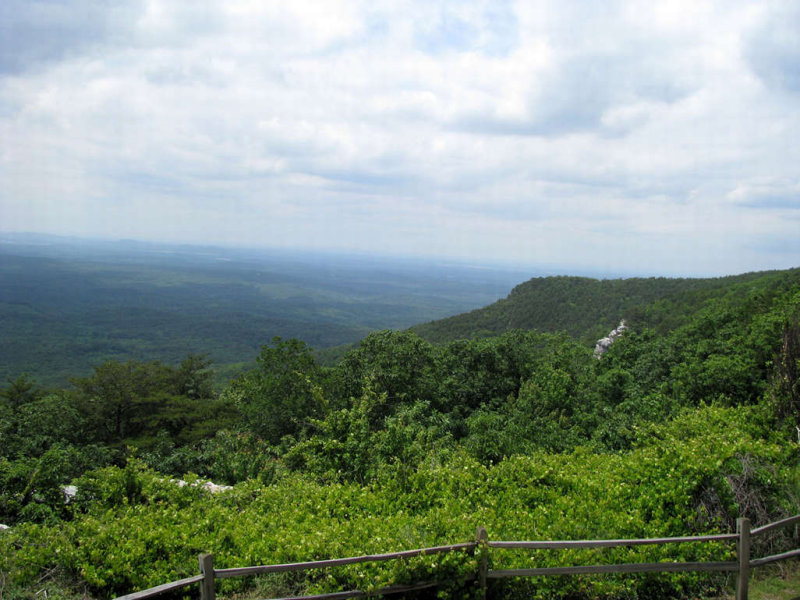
594;320;628;357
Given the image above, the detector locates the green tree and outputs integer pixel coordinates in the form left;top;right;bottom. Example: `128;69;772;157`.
1;374;43;410
226;337;324;444
71;359;174;446
434;337;516;417
331;330;437;418
511;363;585;452
171;353;215;400
1;393;85;458
463;408;513;463
70;356;227;451
768;306;800;426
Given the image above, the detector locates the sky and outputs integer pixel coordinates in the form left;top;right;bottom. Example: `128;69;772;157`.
1;0;798;276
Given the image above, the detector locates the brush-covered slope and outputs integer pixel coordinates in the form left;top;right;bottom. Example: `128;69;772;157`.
411;268;800;344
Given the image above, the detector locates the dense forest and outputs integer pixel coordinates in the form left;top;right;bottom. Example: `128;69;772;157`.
0;235;524;385
412;269;800;345
1;266;799;599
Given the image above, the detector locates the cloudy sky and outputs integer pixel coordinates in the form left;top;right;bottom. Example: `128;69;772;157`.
1;0;798;275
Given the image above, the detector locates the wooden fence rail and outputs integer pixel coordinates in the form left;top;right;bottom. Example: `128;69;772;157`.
114;516;800;600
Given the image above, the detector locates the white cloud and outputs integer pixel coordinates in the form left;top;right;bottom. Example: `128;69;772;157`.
0;0;798;275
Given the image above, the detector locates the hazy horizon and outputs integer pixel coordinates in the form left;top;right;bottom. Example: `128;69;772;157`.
3;230;796;280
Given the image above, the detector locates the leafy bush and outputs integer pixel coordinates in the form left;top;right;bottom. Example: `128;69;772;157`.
2;406;796;599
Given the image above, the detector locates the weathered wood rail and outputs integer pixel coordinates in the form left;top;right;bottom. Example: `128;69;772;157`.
114;515;800;600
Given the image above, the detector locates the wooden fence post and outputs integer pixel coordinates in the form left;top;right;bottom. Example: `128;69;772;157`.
736;518;750;600
476;526;488;600
199;553;215;600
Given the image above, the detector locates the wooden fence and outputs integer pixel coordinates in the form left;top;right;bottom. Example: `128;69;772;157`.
114;515;800;600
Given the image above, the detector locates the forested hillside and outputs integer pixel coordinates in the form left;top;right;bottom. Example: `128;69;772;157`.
412;269;800;345
1;266;799;600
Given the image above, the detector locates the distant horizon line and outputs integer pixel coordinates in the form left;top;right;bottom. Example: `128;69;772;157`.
1;229;792;281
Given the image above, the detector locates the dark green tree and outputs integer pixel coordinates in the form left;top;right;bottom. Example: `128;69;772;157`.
330;330;437;418
1;374;43;410
71;360;174;446
172;353;215;400
769;307;800;426
2;393;85;458
226;337;324;444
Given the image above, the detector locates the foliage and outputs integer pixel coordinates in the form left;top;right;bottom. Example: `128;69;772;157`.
67;356;233;452
147;429;283;486
2;265;800;599
329;330;438;414
413;269;800;345
1;406;797;600
0;444;110;525
226;337;324;444
766;292;800;428
0;374;43;410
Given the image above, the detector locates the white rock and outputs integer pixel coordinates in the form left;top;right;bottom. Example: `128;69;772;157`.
62;485;78;503
173;479;233;493
594;320;628;357
202;481;233;493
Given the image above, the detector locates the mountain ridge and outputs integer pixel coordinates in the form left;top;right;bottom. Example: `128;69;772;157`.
411;268;800;345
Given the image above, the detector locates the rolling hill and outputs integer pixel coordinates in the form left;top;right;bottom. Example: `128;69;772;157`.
411;268;800;344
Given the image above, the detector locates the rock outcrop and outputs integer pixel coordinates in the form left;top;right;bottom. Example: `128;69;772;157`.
174;479;233;493
60;479;233;504
594;320;628;358
62;484;78;503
